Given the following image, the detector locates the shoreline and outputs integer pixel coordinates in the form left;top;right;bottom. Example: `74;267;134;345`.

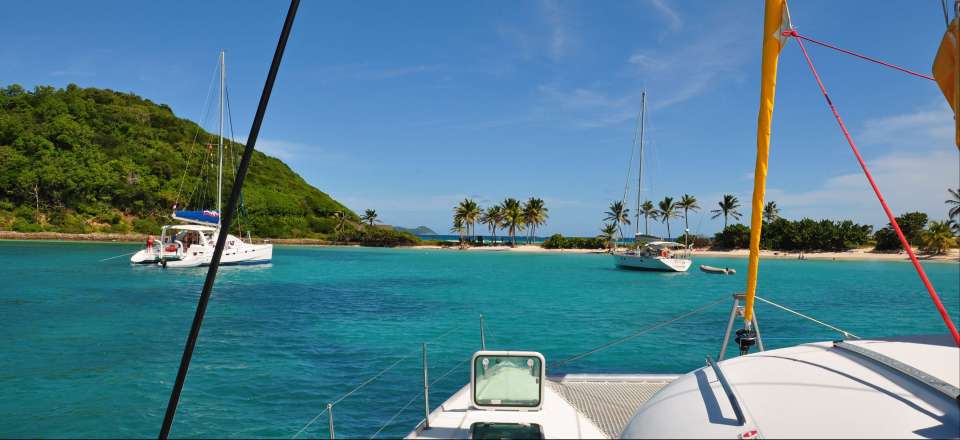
1;231;957;263
409;244;959;262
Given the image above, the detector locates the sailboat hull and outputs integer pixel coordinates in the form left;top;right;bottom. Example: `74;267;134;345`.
612;253;691;272
162;239;273;268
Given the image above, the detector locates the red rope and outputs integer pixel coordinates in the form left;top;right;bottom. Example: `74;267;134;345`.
783;30;936;82
789;32;960;347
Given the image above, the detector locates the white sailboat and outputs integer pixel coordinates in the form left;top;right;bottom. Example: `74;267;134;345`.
130;51;272;267
611;92;692;272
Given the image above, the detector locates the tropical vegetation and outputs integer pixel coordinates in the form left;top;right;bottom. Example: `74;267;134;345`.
640;200;656;236
0;84;362;239
542;233;605;250
450;196;549;247
711;194;742;229
598;223;618;250
763;201;780;223
597;191;957;255
921;221;956;254
604;200;630;245
360;209;379;226
656;196;678;238
677;194;700;237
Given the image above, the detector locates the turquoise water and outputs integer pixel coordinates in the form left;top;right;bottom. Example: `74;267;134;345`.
1;241;958;438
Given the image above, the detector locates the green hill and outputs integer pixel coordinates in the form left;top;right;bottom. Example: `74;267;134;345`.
393;225;438;235
0;84;357;238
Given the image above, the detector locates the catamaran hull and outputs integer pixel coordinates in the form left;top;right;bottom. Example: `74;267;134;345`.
130;250;157;264
612;254;692;272
161;243;273;268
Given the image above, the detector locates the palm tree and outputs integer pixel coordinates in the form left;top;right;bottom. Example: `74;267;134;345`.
657;196;678;239
598;223;618;251
450;217;465;245
711;194;743;229
522;198;548;244
947;188;960;220
332;211;347;242
360;209;379;227
604;200;631;246
480;205;503;244
455;198;481;238
921;221;957;255
677;194;700;236
522;200;534;244
501;198;525;246
640;200;656;236
763;201;780;223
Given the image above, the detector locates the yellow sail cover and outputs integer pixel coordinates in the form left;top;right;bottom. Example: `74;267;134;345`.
743;0;791;323
932;17;959;149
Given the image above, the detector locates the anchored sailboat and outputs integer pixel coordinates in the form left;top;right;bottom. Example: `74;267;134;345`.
130;51;273;267
611;92;692;272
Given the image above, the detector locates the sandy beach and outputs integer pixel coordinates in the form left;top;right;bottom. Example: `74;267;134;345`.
412;243;960;262
2;231;956;262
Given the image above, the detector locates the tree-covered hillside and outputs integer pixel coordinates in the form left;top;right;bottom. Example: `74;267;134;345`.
0;84;357;238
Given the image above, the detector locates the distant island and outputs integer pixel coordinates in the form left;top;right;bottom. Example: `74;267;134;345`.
393;225;437;235
0;84;416;246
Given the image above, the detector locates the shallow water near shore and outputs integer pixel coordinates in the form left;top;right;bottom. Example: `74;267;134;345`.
1;241;958;438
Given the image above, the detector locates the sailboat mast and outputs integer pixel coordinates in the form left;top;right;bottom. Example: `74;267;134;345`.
217;50;225;224
635;91;646;238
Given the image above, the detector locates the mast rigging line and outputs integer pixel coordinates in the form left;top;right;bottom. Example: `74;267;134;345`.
754;296;859;339
290;320;471;438
787;31;960;347
158;1;301;438
369;356;472;439
550;296;728;368
174;57;221;210
783;30;936;82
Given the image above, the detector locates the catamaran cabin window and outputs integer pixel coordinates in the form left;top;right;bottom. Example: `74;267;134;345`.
471;351;545;409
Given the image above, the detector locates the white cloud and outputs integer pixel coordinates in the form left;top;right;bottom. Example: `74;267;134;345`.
648;0;682;31
248;138;349;164
356;64;441;80
858;104;953;147
311;63;442;81
495;0;577;62
541;0;571;60
767;106;958;225
628;22;749;110
533;13;749;129
536;85;637;128
768;150;959;225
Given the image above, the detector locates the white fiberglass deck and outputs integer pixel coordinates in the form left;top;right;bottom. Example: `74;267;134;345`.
407;374;676;439
622;335;960;438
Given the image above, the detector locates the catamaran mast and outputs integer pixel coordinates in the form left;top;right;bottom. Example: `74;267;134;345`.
217;50;225;225
634;91;646;238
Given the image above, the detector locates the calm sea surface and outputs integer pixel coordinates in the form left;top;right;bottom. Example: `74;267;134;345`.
2;241;958;438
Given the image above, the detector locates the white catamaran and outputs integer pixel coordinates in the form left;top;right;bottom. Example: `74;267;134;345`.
612;92;692;272
130;51;272;268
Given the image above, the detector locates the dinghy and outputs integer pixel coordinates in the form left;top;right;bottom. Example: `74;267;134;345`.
699;264;735;275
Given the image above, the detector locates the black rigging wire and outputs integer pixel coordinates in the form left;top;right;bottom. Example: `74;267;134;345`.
224;85;246;236
159;1;300;437
175;59;220;210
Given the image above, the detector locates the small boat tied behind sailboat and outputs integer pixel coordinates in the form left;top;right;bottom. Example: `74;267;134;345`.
130;51;272;268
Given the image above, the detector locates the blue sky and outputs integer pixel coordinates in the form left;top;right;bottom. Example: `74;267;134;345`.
3;1;957;236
